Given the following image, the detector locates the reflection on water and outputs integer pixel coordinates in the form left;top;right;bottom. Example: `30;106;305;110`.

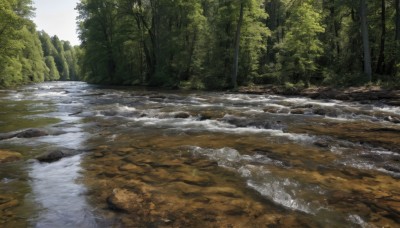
29;155;97;228
0;82;399;227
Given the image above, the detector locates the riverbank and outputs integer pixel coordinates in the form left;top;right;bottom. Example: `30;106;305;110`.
239;85;400;105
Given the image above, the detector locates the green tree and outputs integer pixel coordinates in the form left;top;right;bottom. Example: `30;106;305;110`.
45;56;60;80
19;24;48;83
276;1;325;85
0;0;25;87
51;36;70;80
0;0;49;87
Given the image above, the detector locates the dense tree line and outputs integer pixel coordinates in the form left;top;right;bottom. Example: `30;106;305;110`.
0;0;80;88
77;0;400;89
38;32;80;81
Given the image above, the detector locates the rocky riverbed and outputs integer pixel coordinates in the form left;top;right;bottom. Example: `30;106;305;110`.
0;82;399;227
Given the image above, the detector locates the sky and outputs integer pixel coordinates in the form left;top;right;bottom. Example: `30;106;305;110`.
33;0;80;46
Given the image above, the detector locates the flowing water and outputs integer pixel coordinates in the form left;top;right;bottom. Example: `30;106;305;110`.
0;82;399;227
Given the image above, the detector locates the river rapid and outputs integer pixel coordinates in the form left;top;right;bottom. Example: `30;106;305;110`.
0;81;399;227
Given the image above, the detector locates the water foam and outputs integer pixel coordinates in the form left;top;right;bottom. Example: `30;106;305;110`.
189;147;316;214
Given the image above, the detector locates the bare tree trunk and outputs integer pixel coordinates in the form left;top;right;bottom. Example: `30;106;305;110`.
376;0;386;74
232;2;244;90
394;0;400;76
396;0;400;42
360;0;372;81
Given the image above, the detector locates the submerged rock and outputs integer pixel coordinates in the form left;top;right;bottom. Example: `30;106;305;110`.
197;111;226;120
384;116;400;124
174;112;190;119
36;149;80;162
263;107;289;114
221;115;274;129
0;195;19;210
290;109;306;115
313;140;330;148
0;150;22;163
14;129;49;138
107;188;147;213
313;108;326;116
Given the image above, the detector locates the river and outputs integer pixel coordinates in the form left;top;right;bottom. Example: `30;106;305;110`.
0;81;399;227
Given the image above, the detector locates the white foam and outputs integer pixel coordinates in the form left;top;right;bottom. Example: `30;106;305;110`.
116;104;136;112
36;91;68;98
347;214;370;227
247;180;313;214
189;147;317;214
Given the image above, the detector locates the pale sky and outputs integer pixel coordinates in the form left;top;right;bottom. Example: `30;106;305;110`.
33;0;80;46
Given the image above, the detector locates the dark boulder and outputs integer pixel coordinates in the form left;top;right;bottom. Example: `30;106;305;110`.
174;112;190;119
0;129;49;141
384;116;400;124
14;129;49;138
36;149;80;163
290;109;306;115
313;108;326;116
222;115;273;129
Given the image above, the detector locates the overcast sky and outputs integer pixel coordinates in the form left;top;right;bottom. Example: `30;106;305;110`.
33;0;80;46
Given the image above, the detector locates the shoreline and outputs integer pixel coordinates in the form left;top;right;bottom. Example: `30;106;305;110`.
238;85;400;106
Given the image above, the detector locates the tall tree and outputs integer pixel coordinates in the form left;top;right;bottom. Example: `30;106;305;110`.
360;0;372;81
45;56;60;80
232;2;244;89
396;0;400;76
396;0;400;42
277;1;325;85
376;0;386;74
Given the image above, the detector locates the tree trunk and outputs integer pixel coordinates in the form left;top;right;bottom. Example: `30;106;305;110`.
396;0;400;42
376;0;386;74
360;0;372;81
232;2;244;90
394;0;400;76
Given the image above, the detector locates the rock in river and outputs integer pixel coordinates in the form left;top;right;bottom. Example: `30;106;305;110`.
0;129;49;141
0;150;22;163
14;129;49;138
107;188;147;213
0;195;19;210
174;112;191;119
36;149;80;163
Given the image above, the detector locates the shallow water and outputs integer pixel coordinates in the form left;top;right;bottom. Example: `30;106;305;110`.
0;82;399;227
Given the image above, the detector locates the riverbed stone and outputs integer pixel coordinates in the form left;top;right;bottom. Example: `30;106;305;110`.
290;109;306;115
0;129;48;140
36;149;79;162
119;164;147;174
263;107;290;114
313;140;330;148
14;129;49;138
93;152;104;158
0;150;22;163
384;116;400;124
173;112;190;119
107;188;147;213
197;111;226;120
313;108;326;116
0;195;19;210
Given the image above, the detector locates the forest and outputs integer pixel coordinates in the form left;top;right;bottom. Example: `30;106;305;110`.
0;0;79;87
1;0;400;89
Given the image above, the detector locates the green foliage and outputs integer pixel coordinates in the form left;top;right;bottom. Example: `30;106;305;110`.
2;0;399;88
0;0;79;87
77;0;269;89
45;56;60;81
276;1;325;85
